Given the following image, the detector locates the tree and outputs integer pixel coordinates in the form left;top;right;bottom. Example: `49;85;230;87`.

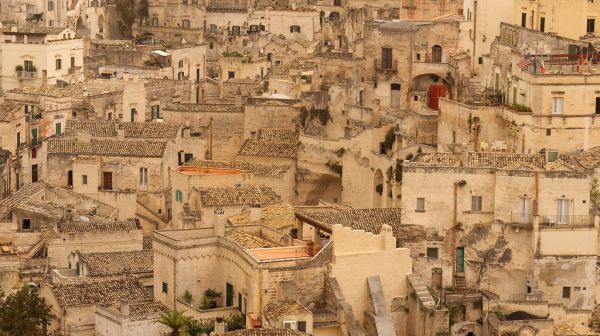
115;0;137;36
0;285;55;336
137;0;149;25
186;318;215;336
157;309;191;336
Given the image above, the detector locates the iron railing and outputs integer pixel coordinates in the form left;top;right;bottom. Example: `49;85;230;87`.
540;215;594;228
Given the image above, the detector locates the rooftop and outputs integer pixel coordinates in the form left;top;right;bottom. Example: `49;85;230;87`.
228;202;296;231
79;250;153;277
50;277;148;308
224;329;308;336
197;186;280;207
264;300;312;324
185;160;291;176
257;128;299;144
166;103;244;113
65;120;181;138
238;141;298;158
48;138;168;157
225;229;278;249
58;216;140;234
295;208;403;236
11;83;83;98
0;102;20;122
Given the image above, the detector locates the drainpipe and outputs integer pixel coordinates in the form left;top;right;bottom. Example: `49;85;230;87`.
452;180;466;280
472;1;478;75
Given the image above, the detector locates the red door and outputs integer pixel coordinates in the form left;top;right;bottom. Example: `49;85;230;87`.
428;84;447;110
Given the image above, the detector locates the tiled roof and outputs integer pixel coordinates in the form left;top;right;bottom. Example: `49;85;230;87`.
0;182;45;208
128;300;168;316
197;186;280;207
48;138;167;157
143;236;153;250
0;102;19;122
166;103;244;113
186;160;291;176
264;300;311;324
567;146;600;170
295;208;402;236
58;216;139;233
225;229;278;249
79;250;153;276
144;78;187;88
65;120;180;138
224;329;308;336
258;129;299;144
411;152;576;172
228;202;296;231
13;83;83;98
51;277;148;308
239;141;298;158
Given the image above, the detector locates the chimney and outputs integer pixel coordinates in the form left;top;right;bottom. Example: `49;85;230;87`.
120;301;130;317
213;318;226;335
213;208;225;236
250;204;262;222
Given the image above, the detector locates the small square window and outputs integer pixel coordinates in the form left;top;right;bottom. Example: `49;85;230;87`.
562;286;571;298
82;175;88;185
228;71;235;79
478;57;483;64
416;198;425;212
426;247;438;260
416;53;421;61
546;128;551;136
162;282;168;293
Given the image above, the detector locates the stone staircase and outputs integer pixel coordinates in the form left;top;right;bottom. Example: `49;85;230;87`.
453;274;467;292
591;307;600;333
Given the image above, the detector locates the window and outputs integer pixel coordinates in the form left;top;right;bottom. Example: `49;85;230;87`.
82;175;88;185
55;58;62;70
226;282;234;307
478;57;483;64
130;108;137;122
588;18;596;33
259;24;265;31
334;0;341;5
228;71;235;79
139;167;148;188
416;53;421;61
290;25;301;33
209;42;214;49
184;153;194;162
540;17;545;32
16;132;20;147
151;105;160;119
24;60;34;72
283;321;297;330
552;97;563;114
297;321;307;332
231;26;241;35
175;190;182;203
546;150;559;162
71;56;75;68
521;13;527;27
48;1;54;10
431;45;442;63
546;128;552;136
31;128;38;143
151;17;159;26
381;48;393;69
67;170;73;187
178;60;184;68
562;286;571;298
182;19;190;28
595;97;600;114
102;172;112;190
416;198;425;212
471;196;482;212
55;123;61;135
426;247;439;260
31;148;36;159
31;164;38;183
162;282;168;293
22;219;31;230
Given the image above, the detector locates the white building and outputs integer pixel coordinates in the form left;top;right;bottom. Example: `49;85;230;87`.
0;27;83;91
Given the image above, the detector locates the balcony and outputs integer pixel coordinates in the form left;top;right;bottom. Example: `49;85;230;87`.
509;213;534;225
540;214;594;228
509;293;544;302
374;59;397;73
16;71;37;78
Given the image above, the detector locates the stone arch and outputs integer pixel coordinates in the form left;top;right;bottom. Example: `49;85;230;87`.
97;14;105;34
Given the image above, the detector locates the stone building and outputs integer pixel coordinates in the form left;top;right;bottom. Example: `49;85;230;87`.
94;299;170;336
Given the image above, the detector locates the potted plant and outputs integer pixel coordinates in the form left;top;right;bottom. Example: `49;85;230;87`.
201;295;210;310
183;290;193;305
204;288;221;309
15;65;23;72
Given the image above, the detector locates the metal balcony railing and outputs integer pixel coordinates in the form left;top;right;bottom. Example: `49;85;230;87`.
374;59;398;73
16;71;37;78
540;215;594;228
509;212;534;225
509;292;544;302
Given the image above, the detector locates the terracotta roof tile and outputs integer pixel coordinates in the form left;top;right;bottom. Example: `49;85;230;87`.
225;229;278;249
58;216;139;233
228;202;296;231
257;129;299;143
48;138;167;157
51;277;148;308
224;329;308;336
264;300;311;324
239;141;298;158
79;250;153;276
198;186;280;207
186;160;291;176
295;208;402;236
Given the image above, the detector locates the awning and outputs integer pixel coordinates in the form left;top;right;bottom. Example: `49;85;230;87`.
152;50;170;57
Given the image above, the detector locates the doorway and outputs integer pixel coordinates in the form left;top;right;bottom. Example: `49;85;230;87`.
456;247;465;273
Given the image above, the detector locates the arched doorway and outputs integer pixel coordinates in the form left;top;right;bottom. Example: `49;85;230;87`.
373;169;384;208
97;15;104;35
431;45;442;63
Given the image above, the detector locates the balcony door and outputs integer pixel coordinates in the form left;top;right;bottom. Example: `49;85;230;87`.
556;199;569;224
519;197;531;223
381;48;392;69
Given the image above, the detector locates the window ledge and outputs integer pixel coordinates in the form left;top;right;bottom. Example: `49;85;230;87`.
415;209;426;213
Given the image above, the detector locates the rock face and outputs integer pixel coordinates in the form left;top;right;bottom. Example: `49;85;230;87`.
458;222;532;297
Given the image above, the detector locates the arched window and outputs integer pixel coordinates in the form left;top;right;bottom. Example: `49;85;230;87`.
178;71;185;80
151;17;159;27
48;1;54;11
432;45;442;63
178;60;184;68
